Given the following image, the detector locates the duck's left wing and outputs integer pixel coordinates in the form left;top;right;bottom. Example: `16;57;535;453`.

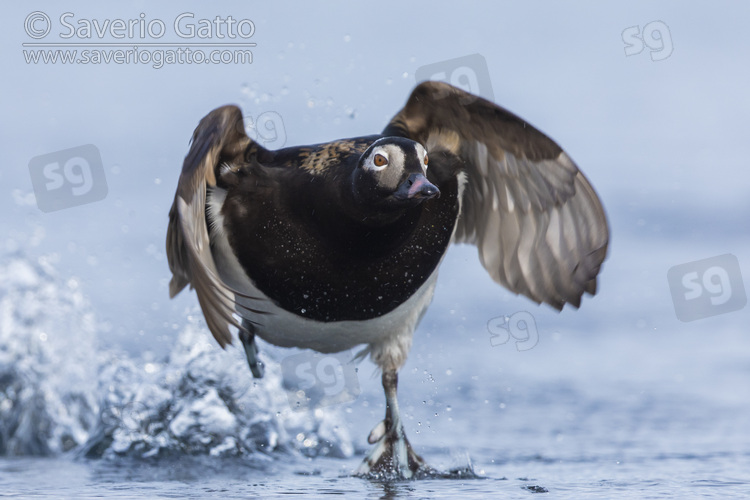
383;81;609;309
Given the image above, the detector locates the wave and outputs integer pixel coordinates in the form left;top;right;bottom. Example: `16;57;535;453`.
0;252;353;461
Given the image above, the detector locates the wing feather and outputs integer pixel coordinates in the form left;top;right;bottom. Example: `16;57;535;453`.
166;105;266;347
384;81;609;309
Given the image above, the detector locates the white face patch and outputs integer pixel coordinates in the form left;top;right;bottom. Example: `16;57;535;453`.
363;146;389;172
362;144;406;174
360;140;428;190
414;143;428;172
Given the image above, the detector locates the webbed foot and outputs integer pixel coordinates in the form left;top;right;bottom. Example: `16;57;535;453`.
355;371;432;479
356;419;431;479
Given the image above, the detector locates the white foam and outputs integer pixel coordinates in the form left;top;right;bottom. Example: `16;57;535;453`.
0;250;353;460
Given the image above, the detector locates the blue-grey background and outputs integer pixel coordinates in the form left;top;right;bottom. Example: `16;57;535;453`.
1;2;749;498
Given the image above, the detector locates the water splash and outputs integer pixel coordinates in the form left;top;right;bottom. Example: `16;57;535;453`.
0;253;98;455
0;252;353;461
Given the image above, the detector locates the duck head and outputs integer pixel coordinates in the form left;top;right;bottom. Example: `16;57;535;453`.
352;137;440;213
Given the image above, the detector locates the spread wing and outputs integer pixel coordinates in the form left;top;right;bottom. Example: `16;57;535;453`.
383;81;609;309
166;105;265;347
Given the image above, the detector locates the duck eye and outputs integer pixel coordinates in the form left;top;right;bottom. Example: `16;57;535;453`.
424;154;429;167
373;154;388;167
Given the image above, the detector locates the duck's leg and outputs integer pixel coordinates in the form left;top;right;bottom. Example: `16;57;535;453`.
239;319;264;378
356;370;430;479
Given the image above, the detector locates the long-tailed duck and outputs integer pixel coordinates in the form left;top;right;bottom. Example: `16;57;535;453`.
166;81;609;478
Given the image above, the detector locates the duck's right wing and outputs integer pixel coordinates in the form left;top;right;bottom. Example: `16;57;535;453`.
166;105;266;347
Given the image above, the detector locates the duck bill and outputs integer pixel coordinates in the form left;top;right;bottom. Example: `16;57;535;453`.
393;173;440;201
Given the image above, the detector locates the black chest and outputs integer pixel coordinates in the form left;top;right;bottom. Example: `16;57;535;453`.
222;176;459;322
